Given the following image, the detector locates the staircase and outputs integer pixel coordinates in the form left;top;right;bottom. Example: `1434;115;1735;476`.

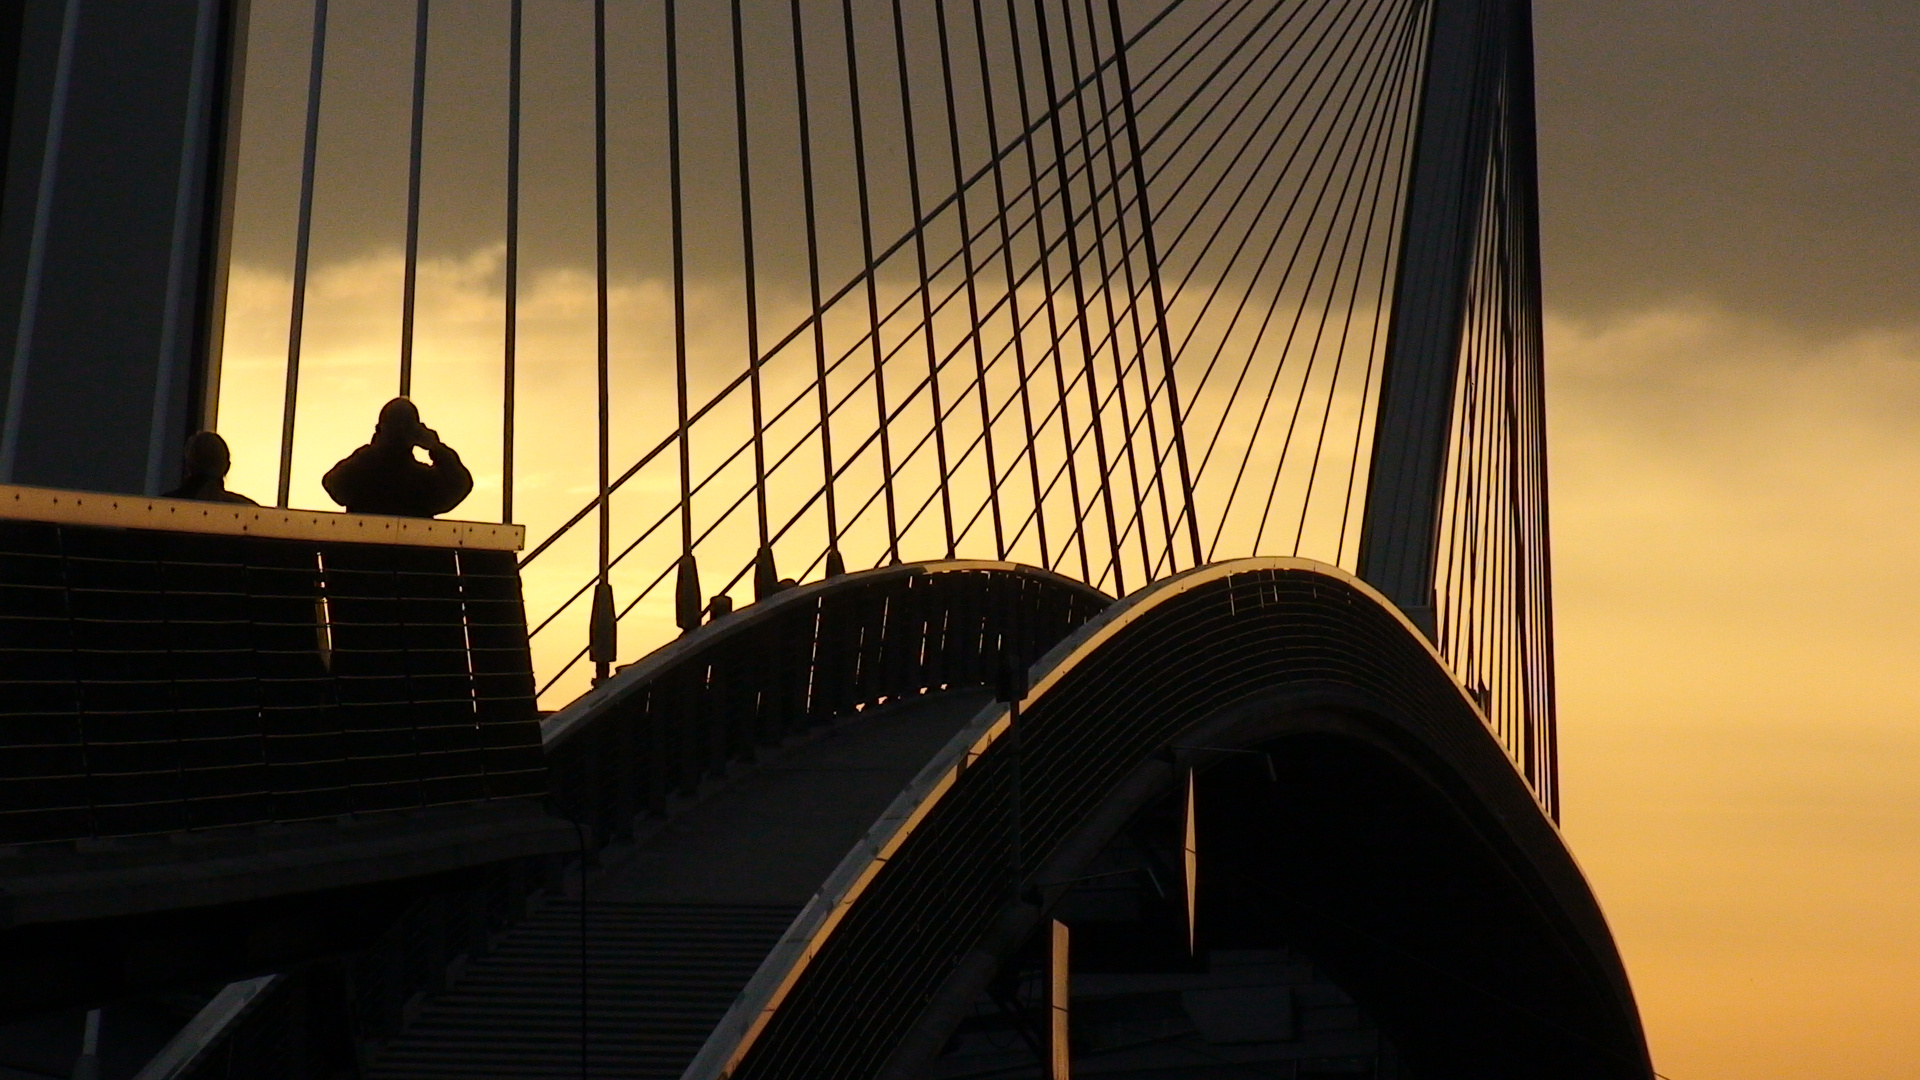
365;901;797;1079
365;689;994;1079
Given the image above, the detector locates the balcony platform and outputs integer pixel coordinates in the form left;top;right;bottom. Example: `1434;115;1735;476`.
1;483;523;550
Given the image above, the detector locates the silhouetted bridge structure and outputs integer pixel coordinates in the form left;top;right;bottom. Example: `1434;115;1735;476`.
0;0;1645;1078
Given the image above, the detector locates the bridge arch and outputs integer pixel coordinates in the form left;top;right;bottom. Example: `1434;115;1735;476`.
694;558;1648;1080
0;517;1647;1075
0;0;1621;1070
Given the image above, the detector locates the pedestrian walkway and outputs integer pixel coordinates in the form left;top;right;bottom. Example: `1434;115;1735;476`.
366;689;994;1078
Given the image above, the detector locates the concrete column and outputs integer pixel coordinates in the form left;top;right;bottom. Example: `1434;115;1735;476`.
0;0;247;494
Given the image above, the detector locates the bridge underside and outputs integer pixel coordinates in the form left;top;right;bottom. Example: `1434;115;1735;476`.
0;800;572;1015
1196;726;1613;1077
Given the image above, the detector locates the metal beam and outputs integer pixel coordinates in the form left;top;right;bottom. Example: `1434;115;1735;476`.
1356;0;1506;638
0;0;247;495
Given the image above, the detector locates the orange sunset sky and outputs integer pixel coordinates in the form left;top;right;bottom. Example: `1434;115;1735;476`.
208;2;1920;1076
1535;3;1920;1076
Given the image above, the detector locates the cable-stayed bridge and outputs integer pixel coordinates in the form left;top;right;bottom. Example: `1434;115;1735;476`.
0;0;1633;1077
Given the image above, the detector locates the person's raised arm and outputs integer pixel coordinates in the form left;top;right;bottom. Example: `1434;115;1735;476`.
419;430;474;517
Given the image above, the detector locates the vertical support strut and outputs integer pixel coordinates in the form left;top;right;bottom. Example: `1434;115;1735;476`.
1356;0;1503;638
590;0;614;681
1048;919;1070;1080
278;0;329;507
398;0;429;398
502;0;522;525
145;0;220;495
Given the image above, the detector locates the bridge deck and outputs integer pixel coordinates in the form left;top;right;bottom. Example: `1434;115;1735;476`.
598;688;994;906
365;688;993;1079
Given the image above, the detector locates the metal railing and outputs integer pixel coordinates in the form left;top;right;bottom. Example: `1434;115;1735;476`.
162;559;1107;1078
0;505;544;846
545;561;1109;853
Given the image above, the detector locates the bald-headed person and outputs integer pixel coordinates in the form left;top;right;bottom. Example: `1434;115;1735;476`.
164;431;258;504
322;397;474;518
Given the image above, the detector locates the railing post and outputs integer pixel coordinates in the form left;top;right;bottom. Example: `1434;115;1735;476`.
1356;0;1508;639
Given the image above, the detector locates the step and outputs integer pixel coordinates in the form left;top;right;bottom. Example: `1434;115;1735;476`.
365;902;797;1080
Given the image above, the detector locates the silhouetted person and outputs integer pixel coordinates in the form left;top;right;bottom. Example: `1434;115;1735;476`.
164;431;258;504
322;397;473;518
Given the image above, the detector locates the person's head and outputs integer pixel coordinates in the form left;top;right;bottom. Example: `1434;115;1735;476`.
373;397;421;448
181;431;231;479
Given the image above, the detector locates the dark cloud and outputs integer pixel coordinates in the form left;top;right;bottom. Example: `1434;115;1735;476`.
230;0;1063;292
229;1;1916;329
1534;0;1920;327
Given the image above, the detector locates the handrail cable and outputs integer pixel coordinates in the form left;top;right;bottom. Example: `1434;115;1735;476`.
502;0;522;524
516;0;1219;568
790;0;840;566
526;0;1367;622
936;0;1007;560
1334;0;1424;562
591;0;612;683
843;0;903;564
276;0;329;508
1032;0;1127;595
1061;0;1153;586
968;0;1050;569
1081;0;1176;572
1005;0;1093;584
1284;2;1426;556
398;0;429;396
667;0;697;632
1244;0;1420;555
893;0;958;559
730;0;770;560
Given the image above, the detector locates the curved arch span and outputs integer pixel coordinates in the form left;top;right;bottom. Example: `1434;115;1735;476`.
541;559;1109;843
688;557;1650;1080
